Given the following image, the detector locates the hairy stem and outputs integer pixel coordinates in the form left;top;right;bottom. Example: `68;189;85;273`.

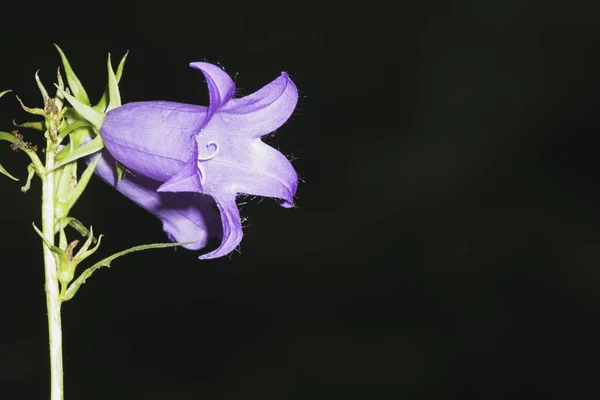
42;139;64;400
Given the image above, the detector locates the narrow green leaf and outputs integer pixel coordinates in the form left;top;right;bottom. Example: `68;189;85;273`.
115;161;125;183
21;163;36;192
55;217;95;241
34;70;50;105
54;44;90;104
54;149;77;219
0;162;19;181
93;51;128;112
56;67;65;92
0;130;18;144
62;241;192;302
65;153;101;209
13;120;45;131
54;67;66;110
55;85;105;129
32;223;69;267
0;90;11;99
50;134;104;171
115;51;128;83
15;96;46;116
73;226;98;259
106;53;122;111
75;226;103;264
93;92;108;112
57;120;91;142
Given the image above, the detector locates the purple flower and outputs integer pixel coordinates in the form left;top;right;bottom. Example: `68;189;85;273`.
95;62;298;259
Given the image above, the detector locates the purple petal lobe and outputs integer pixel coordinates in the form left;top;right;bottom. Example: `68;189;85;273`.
199;137;297;206
157;161;202;193
216;73;299;138
198;194;243;259
189;62;235;122
92;151;222;251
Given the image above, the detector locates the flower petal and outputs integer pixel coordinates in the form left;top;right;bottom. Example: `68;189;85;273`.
100;101;205;182
189;62;235;122
92;150;222;252
217;72;298;138
199;137;297;206
198;193;243;260
157;159;202;193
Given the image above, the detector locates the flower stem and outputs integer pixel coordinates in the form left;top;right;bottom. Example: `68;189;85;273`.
42;139;64;400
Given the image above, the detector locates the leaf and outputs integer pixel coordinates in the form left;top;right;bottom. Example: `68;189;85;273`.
57;120;91;142
13;120;45;131
115;161;125;183
62;240;193;302
21;163;36;192
0;130;18;144
0;162;19;181
32;223;69;269
73;227;100;260
106;53;122;111
15;96;45;116
35;70;50;105
65;153;101;210
0;89;11;99
93;51;128;112
50;134;104;171
55;217;95;241
55;85;105;130
115;51;129;83
54;44;90;104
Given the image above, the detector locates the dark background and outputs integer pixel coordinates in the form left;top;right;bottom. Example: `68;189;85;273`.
2;1;600;399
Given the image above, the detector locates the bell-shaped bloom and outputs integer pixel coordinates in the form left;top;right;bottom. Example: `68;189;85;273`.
97;62;298;259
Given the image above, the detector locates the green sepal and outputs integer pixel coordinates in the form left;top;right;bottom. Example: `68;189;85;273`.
115;161;125;183
15;96;46;116
64;153;101;211
0;89;11;99
13;120;45;131
54;145;77;220
57;120;91;142
0;162;19;181
34;71;50;105
21;163;36;192
115;51;129;82
94;51;128;112
54;44;90;104
55;85;105;130
72;227;102;262
55;217;95;241
59;110;94;152
62;241;193;302
54;67;66;111
106;53;122;111
34;222;104;295
51;134;104;171
32;223;70;277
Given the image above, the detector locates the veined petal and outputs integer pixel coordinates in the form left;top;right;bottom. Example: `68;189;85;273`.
189;62;235;122
200;138;297;206
100;101;206;181
157;160;202;193
92;151;222;252
198;193;243;259
216;73;299;138
95;61;299;260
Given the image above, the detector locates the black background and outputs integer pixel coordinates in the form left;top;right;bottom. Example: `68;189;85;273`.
2;1;600;399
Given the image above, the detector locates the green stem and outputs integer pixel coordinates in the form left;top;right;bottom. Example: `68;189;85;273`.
42;139;64;400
